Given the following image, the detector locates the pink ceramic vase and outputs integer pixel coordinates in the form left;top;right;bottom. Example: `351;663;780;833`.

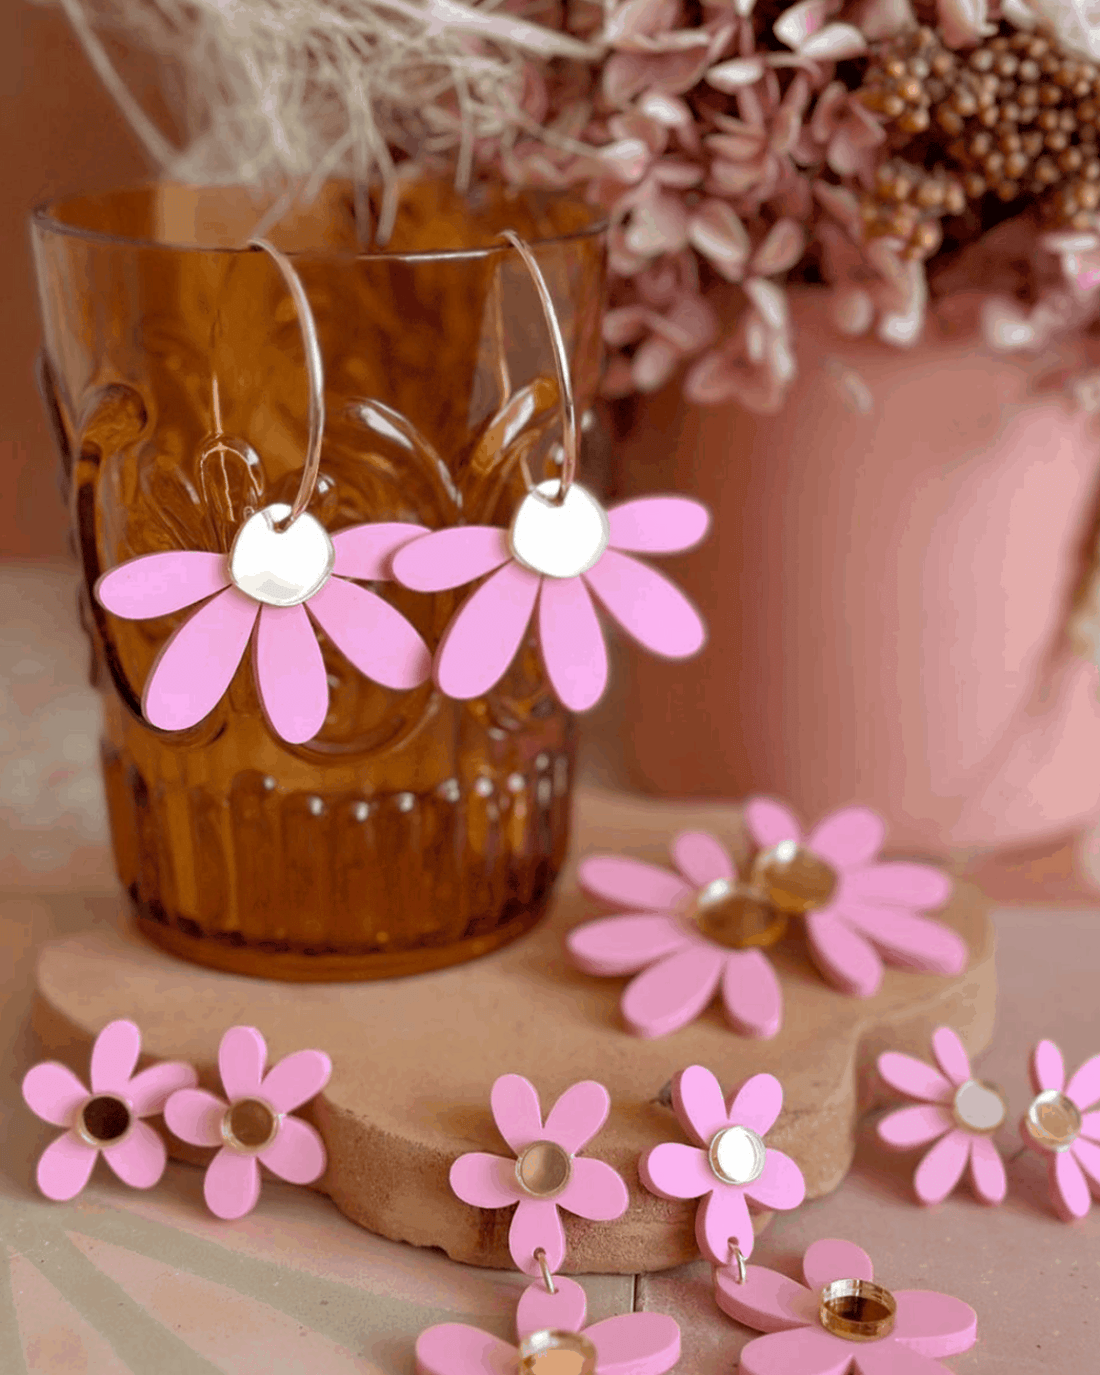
610;288;1100;854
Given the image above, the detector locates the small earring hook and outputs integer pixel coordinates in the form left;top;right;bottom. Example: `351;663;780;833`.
533;1246;557;1295
728;1237;747;1285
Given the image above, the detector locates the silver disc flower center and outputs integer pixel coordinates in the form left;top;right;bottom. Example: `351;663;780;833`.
517;1329;597;1375
222;1097;280;1154
686;877;789;950
229;502;335;606
952;1079;1007;1134
1024;1090;1082;1152
708;1125;767;1186
76;1093;133;1149
751;840;838;916
515;1140;573;1199
509;481;610;580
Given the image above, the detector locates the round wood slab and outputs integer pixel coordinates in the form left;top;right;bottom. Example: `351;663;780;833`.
32;786;995;1273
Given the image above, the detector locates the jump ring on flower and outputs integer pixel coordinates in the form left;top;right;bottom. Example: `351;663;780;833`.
728;1237;747;1285
534;1246;556;1295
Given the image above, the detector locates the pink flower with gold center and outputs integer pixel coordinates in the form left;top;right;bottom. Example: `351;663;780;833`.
1019;1038;1100;1221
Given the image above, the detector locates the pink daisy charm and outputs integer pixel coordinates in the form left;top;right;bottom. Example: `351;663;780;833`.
877;1026;1008;1206
449;1074;629;1276
568;830;786;1039
164;1026;331;1220
391;485;709;711
745;797;966;998
416;1273;680;1375
715;1237;978;1375
96;511;432;744
1019;1038;1100;1221
21;1019;197;1201
639;1066;805;1264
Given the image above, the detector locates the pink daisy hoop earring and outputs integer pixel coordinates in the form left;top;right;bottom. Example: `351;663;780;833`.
94;237;432;745
392;230;711;712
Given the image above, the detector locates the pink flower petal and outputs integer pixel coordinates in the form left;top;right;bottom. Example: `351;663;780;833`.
714;1263;817;1333
877;1053;954;1104
260;1050;333;1114
516;1275;587;1341
331;522;430;581
1067;1053;1100;1111
930;1028;971;1087
640;1142;714;1200
744;797;802;848
511;1198;565;1277
968;1136;1007;1205
1080;1110;1100;1142
434;561;541;699
1072;1136;1100;1191
415;1323;516;1375
891;1289;979;1358
745;1149;805;1210
559;1157;629;1221
143;586;258;731
584;550;705;659
102;1120;166;1189
259;1116;326;1184
127;1061;198;1117
491;1074;544;1153
698;1182;754;1263
253;602;329;743
218;1026;267;1101
307;577;431;691
670;830;733;886
838;903;969;976
449;1151;523;1208
739;1328;852;1375
1032;1039;1066;1093
856;1342;953;1375
622;946;725;1037
543;1081;610;1154
22;1062;88;1127
803;1238;874;1291
585;1312;681;1374
391;526;511;592
845;862;952;910
721;950;783;1039
914;1129;971;1205
1053;1149;1091;1220
807;807;885;869
537;575;608;711
204;1147;262;1220
606;496;710;554
96;550;229;618
672;1064;728;1144
577;855;693;911
877;1104;953;1149
36;1133;98;1201
729;1073;784;1138
805;913;884;997
164;1088;226;1148
90;1020;142;1094
566;914;693;976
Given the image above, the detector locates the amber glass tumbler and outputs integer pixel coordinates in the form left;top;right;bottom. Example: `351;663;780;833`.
32;181;605;980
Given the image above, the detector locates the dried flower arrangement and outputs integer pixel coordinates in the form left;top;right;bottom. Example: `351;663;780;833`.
57;0;1100;408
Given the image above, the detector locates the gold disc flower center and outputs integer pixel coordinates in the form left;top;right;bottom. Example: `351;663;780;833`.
687;878;788;950
515;1140;573;1199
952;1079;1008;1134
517;1329;597;1375
222;1097;280;1153
752;841;838;915
76;1094;133;1149
819;1279;897;1343
708;1125;767;1186
1024;1090;1082;1152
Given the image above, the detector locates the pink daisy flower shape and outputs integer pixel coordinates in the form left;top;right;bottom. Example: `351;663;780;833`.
416;1273;680;1375
391;486;708;711
448;1074;629;1276
21;1019;197;1201
715;1237;978;1375
744;797;966;998
567;830;786;1039
1019;1038;1100;1221
164;1026;332;1220
877;1026;1008;1206
96;513;431;744
640;1066;805;1265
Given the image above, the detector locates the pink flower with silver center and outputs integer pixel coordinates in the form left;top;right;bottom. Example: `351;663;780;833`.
877;1026;1008;1206
449;1074;629;1276
1019;1038;1100;1221
416;1273;680;1375
568;829;786;1039
391;487;708;710
640;1066;805;1264
22;1019;196;1200
715;1237;978;1375
164;1026;331;1220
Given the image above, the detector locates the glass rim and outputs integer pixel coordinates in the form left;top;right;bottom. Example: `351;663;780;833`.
30;182;608;262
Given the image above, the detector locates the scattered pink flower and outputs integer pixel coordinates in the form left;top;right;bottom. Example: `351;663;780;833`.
568;829;785;1038
640;1065;805;1263
22;1019;196;1201
164;1026;331;1220
1019;1038;1100;1221
878;1026;1008;1205
715;1237;978;1375
448;1074;629;1276
807;79;885;181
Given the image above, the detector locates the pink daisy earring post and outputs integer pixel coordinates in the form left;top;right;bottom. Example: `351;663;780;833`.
1019;1038;1100;1221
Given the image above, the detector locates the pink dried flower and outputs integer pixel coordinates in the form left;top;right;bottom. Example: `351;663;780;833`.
808;79;886;181
772;0;868;63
